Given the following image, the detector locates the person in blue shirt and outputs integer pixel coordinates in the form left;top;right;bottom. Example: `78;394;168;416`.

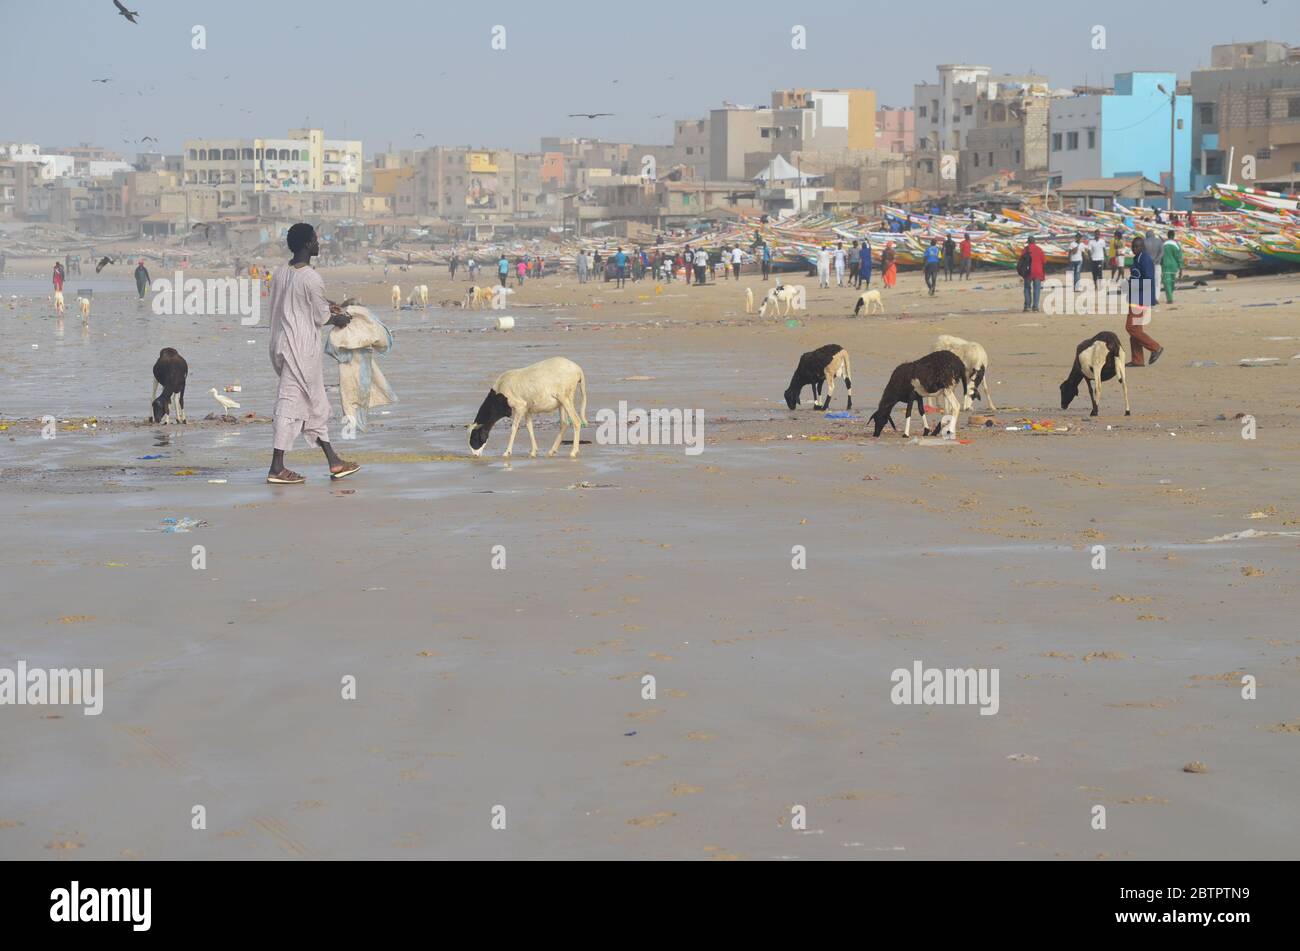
497;255;509;288
1125;236;1162;367
858;240;872;289
614;247;628;288
923;239;941;296
761;242;772;280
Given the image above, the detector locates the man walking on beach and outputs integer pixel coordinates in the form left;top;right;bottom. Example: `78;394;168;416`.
266;223;359;485
731;245;742;281
761;242;772;281
1019;236;1045;312
1088;230;1107;289
134;259;151;299
817;246;831;289
960;233;973;280
849;241;861;287
858;239;872;289
833;243;846;287
614;247;628;288
693;246;708;286
1125;235;1162;367
943;234;956;281
1161;229;1183;303
923;239;940;296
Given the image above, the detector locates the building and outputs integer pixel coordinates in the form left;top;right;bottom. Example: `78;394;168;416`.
1058;175;1167;211
1049;72;1192;208
397;147;553;227
0;143;76;181
0;160;45;220
914;66;1049;192
960;83;1055;188
1191;41;1300;192
182;129;363;214
876;107;915;153
710;89;878;181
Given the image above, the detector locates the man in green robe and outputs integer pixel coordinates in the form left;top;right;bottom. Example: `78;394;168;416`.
1161;230;1183;303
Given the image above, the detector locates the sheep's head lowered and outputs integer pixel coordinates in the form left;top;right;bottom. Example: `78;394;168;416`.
468;389;511;455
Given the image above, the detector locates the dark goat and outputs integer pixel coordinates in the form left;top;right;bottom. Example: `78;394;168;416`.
784;344;852;411
151;347;188;424
868;350;967;437
1060;331;1130;417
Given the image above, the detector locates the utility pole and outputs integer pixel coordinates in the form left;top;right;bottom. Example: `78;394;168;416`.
1157;83;1177;211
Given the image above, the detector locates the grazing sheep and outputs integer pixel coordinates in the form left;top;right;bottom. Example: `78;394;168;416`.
151;347;188;424
868;350;968;438
852;288;884;316
77;295;91;320
462;285;493;310
1060;331;1131;417
758;284;805;318
418;284;429;307
744;287;755;314
933;334;996;411
784;344;852;411
53;290;65;315
391;284;402;308
469;357;589;458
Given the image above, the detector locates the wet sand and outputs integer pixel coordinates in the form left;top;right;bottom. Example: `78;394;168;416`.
2;262;1298;859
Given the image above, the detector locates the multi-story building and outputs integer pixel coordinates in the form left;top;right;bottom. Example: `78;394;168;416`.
710;88;879;181
1048;72;1192;207
876;107;915;154
960;84;1055;188
0;159;45;220
1191;41;1300;192
914;66;1048;192
182;128;363;213
397;147;552;226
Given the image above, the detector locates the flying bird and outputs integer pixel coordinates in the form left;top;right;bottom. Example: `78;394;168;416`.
210;389;241;418
569;113;614;119
414;132;425;139
91;78;112;84
95;256;115;273
138;135;157;143
113;1;140;24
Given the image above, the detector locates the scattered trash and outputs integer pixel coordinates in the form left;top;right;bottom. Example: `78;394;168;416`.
159;516;206;533
207;479;228;484
495;316;515;330
1006;753;1039;764
1239;357;1280;366
568;481;617;489
172;469;197;476
1188;360;1218;368
624;731;637;737
137;454;167;460
823;412;859;420
1182;761;1208;774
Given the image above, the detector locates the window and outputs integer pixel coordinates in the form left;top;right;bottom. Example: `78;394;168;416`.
1258;148;1272;159
1067;132;1079;150
1052;133;1062;151
973;153;980;168
1014;149;1021;163
187;149;197;160
1200;104;1215;125
1205;154;1224;175
685;146;693;155
992;104;1006;122
223;149;236;160
987;152;993;165
1087;130;1096;149
918;106;927;118
918;137;928;150
964;104;973;115
1289;97;1300;118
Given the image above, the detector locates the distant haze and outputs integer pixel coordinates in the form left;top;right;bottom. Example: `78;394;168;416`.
2;0;1291;155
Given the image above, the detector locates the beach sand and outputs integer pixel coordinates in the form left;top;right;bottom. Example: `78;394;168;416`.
1;261;1297;859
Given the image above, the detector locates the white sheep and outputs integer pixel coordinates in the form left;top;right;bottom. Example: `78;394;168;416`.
1060;331;1131;417
390;284;402;308
469;357;589;458
758;284;805;318
934;334;996;411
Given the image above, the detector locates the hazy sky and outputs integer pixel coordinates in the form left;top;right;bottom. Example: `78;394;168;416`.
2;0;1294;156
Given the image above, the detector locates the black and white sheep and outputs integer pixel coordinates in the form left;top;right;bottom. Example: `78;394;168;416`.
151;347;188;424
784;344;852;411
1060;331;1130;417
933;334;996;411
867;350;968;438
469;357;589;458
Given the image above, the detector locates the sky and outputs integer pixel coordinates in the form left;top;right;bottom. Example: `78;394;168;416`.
1;0;1294;157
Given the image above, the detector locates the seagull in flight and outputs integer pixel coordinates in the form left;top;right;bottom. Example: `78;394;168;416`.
569;113;614;119
138;136;157;144
91;78;112;84
113;1;140;24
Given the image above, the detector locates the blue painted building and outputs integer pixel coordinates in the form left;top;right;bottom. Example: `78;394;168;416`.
1049;72;1193;209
